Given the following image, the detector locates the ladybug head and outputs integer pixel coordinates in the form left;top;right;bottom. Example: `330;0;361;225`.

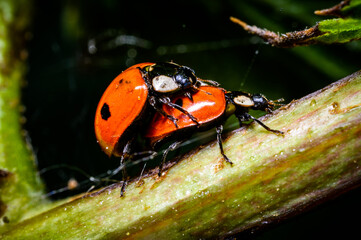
251;94;274;112
230;92;281;112
174;65;197;89
148;62;197;93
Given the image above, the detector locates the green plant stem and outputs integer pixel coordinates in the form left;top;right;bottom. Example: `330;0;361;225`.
1;70;361;239
0;0;48;229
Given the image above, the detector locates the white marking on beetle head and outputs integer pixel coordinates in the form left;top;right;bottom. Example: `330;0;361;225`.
234;95;254;107
152;75;179;93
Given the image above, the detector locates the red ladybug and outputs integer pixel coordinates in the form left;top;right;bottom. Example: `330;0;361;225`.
145;86;283;175
94;62;218;195
95;62;218;157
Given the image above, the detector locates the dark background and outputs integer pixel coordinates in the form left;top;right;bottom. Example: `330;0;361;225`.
23;0;361;239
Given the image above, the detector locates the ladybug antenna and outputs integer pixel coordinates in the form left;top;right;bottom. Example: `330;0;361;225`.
198;78;220;87
270;98;285;106
263;97;284;113
192;85;213;95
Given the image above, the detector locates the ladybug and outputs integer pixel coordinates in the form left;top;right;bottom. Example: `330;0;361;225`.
94;62;218;195
145;86;283;175
95;62;218;157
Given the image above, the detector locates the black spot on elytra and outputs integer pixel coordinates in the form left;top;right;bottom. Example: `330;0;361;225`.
125;80;131;84
175;98;183;107
101;103;111;120
119;79;123;84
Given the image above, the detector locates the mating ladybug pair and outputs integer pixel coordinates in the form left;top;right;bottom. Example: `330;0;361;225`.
94;62;283;196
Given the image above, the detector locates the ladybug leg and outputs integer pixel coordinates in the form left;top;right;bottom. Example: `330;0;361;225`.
108;140;132;197
234;110;247;128
159;110;179;129
165;114;179;129
247;114;284;135
158;140;184;177
184;91;193;102
163;100;199;126
216;125;233;165
149;96;179;128
119;146;132;197
120;169;127;197
133;150;157;159
136;162;148;186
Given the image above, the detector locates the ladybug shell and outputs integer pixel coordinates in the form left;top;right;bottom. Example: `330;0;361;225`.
145;86;227;147
94;62;153;156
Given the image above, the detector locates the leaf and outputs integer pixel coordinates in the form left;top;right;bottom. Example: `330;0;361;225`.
1;70;361;239
231;0;361;47
315;18;361;44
